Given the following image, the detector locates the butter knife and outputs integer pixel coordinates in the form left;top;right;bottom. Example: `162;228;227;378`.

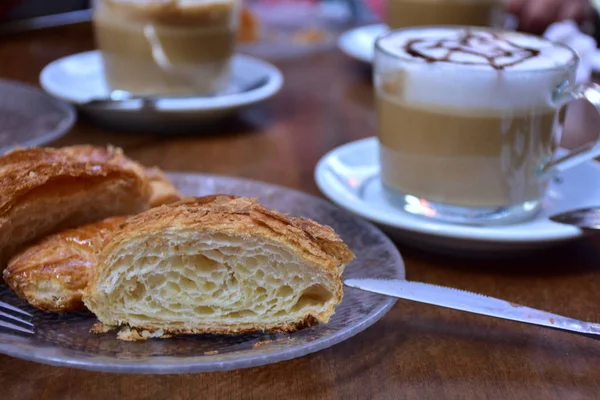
344;278;600;336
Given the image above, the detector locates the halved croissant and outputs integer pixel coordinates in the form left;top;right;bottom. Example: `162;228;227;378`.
83;195;354;341
3;217;127;312
0;145;151;268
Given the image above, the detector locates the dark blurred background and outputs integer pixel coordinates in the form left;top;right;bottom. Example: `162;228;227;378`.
1;0;89;20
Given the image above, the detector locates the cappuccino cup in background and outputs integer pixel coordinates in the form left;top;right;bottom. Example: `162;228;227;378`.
93;0;240;96
374;26;600;225
386;0;505;30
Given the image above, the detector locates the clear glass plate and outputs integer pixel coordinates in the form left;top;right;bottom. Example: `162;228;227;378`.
0;174;405;373
0;79;75;153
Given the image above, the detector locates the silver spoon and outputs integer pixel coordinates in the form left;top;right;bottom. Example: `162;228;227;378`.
82;76;270;108
549;208;600;230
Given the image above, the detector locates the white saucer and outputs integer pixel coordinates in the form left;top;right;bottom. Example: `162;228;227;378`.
39;51;283;131
315;137;600;253
338;24;388;64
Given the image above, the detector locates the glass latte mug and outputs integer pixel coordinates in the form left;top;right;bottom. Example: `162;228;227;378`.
386;0;505;30
375;26;600;225
93;0;241;96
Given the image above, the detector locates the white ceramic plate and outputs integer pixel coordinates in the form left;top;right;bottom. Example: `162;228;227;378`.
591;50;600;73
39;51;283;131
315;137;600;253
337;24;388;64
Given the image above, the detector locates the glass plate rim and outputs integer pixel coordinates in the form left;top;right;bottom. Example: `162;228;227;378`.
0;78;76;154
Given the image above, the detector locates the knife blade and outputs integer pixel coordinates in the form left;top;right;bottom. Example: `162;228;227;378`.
344;278;600;336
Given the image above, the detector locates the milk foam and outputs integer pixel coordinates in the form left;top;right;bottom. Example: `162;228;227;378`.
376;27;576;112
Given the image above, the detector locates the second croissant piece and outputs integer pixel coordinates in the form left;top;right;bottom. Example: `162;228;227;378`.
144;167;182;208
2;167;181;313
0;145;151;268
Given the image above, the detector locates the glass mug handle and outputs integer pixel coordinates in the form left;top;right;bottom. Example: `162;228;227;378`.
543;83;600;174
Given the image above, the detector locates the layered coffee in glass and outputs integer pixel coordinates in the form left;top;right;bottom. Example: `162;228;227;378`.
93;0;240;96
387;0;504;29
375;26;600;224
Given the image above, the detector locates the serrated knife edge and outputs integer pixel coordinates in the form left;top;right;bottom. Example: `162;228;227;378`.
344;278;600;336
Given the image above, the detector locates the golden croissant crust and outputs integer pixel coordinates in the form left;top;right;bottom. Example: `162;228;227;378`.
0;145;152;268
2;160;181;312
83;195;354;340
3;217;127;312
144;167;182;207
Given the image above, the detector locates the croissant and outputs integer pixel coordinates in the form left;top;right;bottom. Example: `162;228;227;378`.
83;195;354;341
0;145;151;268
3;217;127;312
144;167;182;207
3;165;181;312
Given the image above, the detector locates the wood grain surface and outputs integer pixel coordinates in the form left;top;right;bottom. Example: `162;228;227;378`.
1;23;600;400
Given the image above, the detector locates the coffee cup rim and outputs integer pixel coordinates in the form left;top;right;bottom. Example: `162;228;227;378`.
375;25;579;74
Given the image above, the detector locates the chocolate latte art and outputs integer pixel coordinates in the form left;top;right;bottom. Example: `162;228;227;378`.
404;30;540;70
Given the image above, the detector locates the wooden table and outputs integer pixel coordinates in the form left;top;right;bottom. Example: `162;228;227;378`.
1;24;600;400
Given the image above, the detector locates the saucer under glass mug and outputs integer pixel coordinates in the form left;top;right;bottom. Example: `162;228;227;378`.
374;26;600;225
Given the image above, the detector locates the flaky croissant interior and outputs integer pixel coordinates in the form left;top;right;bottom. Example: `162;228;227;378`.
87;232;339;335
84;195;354;340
